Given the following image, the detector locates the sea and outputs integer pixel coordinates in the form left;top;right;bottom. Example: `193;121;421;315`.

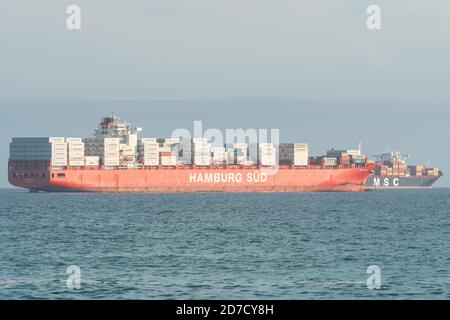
1;188;449;299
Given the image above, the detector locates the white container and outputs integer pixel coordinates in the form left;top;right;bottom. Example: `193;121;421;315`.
212;147;227;163
142;138;157;143
66;137;82;143
323;157;337;166
143;142;158;147
259;143;274;149
49;137;65;143
164;138;180;145
68;142;84;161
294;143;308;166
347;149;361;156
294;143;308;150
68;146;84;152
294;156;308;166
105;137;120;145
193;156;211;165
144;158;159;166
51;142;67;166
104;138;119;166
144;149;158;154
260;153;276;160
69;159;84;166
143;142;159;156
161;156;177;166
104;159;119;166
85;156;100;166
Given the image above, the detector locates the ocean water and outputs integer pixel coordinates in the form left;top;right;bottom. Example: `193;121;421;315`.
0;188;450;300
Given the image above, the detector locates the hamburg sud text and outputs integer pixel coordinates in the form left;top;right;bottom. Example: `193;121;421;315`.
189;172;268;183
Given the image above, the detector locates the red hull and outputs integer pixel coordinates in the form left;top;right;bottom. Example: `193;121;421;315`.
9;161;373;192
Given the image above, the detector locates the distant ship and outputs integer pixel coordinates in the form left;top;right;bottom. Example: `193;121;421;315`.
8;114;374;192
365;150;443;189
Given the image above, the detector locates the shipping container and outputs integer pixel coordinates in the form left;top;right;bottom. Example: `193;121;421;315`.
85;156;100;166
323;157;337;166
104;138;120;166
164;138;180;145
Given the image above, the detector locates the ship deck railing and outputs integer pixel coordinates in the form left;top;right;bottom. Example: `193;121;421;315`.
48;163;370;170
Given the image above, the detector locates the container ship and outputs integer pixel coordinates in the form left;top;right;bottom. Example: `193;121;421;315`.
8;114;373;192
365;150;443;189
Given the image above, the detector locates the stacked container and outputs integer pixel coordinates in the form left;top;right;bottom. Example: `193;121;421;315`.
9;137;53;160
163;138;180;165
50;137;67;167
67;138;84;166
351;154;366;165
104;138;120;167
259;143;276;166
193;139;211;166
323;157;337;167
158;145;175;166
427;168;440;176
415;165;425;176
164;138;180;146
85;156;100;166
338;153;350;166
389;161;406;176
142;138;159;166
347;149;361;156
408;165;425;176
294;143;308;166
212;147;227;165
160;154;177;166
83;138;104;157
119;144;136;167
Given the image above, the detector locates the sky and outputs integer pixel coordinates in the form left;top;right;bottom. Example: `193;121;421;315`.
0;1;449;187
